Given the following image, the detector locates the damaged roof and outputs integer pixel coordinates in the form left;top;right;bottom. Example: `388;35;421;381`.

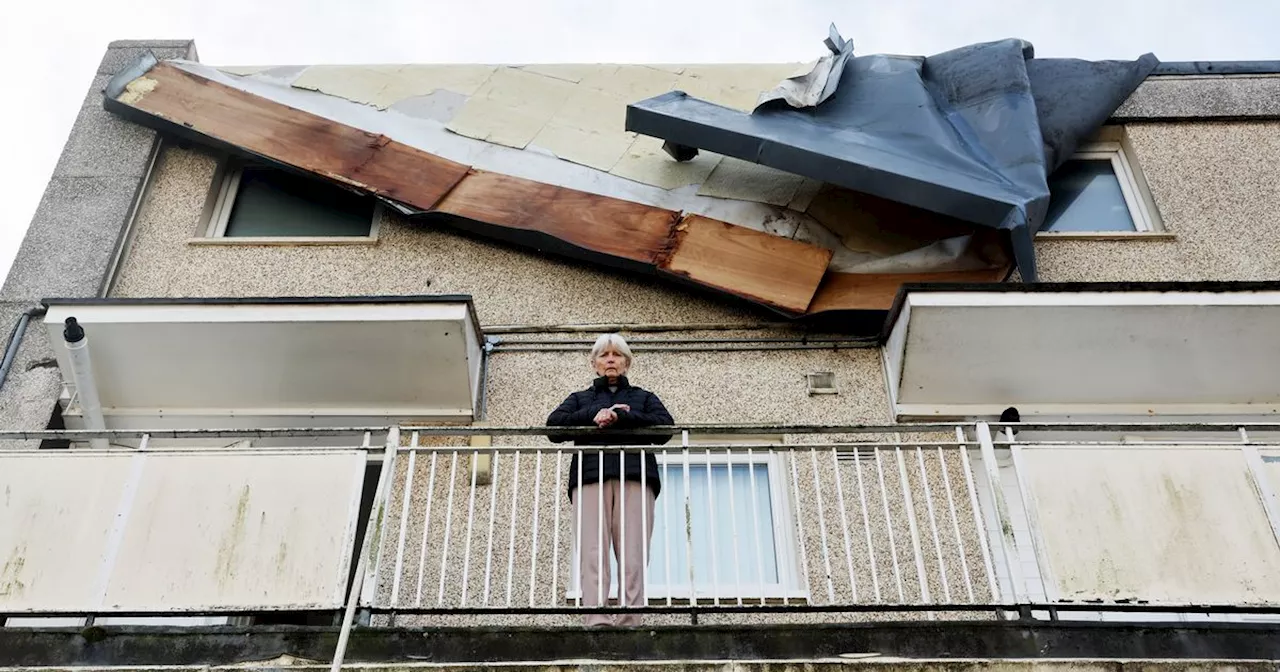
101;33;1151;322
627;32;1158;282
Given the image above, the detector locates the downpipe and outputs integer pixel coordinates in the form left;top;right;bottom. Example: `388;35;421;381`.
0;305;46;393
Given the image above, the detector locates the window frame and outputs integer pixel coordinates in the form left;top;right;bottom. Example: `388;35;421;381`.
1037;133;1167;239
195;157;382;245
566;437;808;604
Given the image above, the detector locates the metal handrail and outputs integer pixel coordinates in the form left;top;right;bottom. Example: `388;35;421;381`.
5;421;1280;442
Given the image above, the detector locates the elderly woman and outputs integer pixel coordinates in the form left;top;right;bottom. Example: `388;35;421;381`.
546;333;673;626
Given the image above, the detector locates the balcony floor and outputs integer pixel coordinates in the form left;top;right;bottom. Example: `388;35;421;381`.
4;621;1280;667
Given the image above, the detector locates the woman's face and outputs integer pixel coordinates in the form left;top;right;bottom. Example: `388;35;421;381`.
593;347;630;380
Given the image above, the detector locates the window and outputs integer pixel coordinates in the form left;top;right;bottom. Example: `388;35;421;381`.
570;437;805;603
1040;130;1163;236
201;158;381;240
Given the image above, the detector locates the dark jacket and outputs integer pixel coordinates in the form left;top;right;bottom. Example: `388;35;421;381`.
546;376;673;499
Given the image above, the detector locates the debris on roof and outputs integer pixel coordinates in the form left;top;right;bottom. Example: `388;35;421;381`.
105;58;840;315
103;39;1073;323
757;24;854;109
627;26;1159;281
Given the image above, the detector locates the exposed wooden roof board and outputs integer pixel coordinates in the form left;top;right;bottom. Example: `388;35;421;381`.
660;215;832;314
806;267;1012;314
123;63;471;209
432;171;679;267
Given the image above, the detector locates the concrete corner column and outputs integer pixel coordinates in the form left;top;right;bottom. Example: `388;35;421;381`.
0;39;197;444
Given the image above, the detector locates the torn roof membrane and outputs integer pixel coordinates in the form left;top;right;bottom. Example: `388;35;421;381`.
101;49;1040;326
626;30;1159;281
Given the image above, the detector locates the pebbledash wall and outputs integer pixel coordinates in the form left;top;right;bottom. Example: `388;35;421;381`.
98;83;1280;626
4;42;1280;624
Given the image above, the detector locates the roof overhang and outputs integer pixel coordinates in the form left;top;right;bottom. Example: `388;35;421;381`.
883;283;1280;420
42;297;483;429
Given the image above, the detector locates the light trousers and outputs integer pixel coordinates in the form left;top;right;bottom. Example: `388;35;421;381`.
573;479;656;626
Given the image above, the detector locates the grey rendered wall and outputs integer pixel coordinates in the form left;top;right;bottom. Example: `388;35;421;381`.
0;40;195;443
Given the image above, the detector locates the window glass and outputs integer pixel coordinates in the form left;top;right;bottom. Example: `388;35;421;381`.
225;166;374;237
1042;159;1137;232
649;462;779;590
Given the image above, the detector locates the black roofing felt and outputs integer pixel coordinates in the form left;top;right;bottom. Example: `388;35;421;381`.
627;37;1158;283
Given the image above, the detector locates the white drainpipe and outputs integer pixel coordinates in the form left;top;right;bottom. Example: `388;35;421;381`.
63;317;109;450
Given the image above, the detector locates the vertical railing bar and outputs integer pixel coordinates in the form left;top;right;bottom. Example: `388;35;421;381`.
389;434;417;607
958;427;1000;604
528;449;543;607
938;444;976;603
1240;429;1280;553
597;448;605;611
1009;438;1057;603
482;450;502;606
727;446;743;606
551;450;564;608
832;448;858;603
771;446;787;606
414;438;436;607
436;452;460;606
917;446;951;603
458;448;481;607
575;450;583;608
809;448;835;604
875;447;905;602
855;448;881;603
706;444;721;607
682;432;695;606
747;447;767;605
789;449;813;605
896;445;931;607
331;427;398;672
621;446;628;610
976;422;1025;604
663;451;673;607
640;447;648;606
363;431;396;609
505;450;522;606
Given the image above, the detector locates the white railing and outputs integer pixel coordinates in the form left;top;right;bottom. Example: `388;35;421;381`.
5;421;1280;632
367;430;1000;619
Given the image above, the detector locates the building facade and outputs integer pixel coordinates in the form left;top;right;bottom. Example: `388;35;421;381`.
2;38;1280;668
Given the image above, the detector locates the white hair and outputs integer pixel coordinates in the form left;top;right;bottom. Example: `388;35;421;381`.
589;333;633;367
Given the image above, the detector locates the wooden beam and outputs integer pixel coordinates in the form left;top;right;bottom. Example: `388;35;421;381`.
806;267;1012;314
660;215;833;314
118;62;471;209
433;171;679;266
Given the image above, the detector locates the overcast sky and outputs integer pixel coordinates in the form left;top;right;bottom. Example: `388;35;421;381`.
1;0;1276;283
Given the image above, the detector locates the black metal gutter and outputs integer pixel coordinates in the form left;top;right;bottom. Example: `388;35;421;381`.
42;295;475;306
1153;61;1280;75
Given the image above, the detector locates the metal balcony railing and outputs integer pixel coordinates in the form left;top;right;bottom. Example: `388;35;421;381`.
5;422;1280;667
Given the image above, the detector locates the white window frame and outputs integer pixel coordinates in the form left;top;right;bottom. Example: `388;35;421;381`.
1038;130;1166;239
195;157;382;245
566;437;807;604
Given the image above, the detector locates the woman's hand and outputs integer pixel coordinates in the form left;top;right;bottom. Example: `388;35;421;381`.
593;408;618;427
